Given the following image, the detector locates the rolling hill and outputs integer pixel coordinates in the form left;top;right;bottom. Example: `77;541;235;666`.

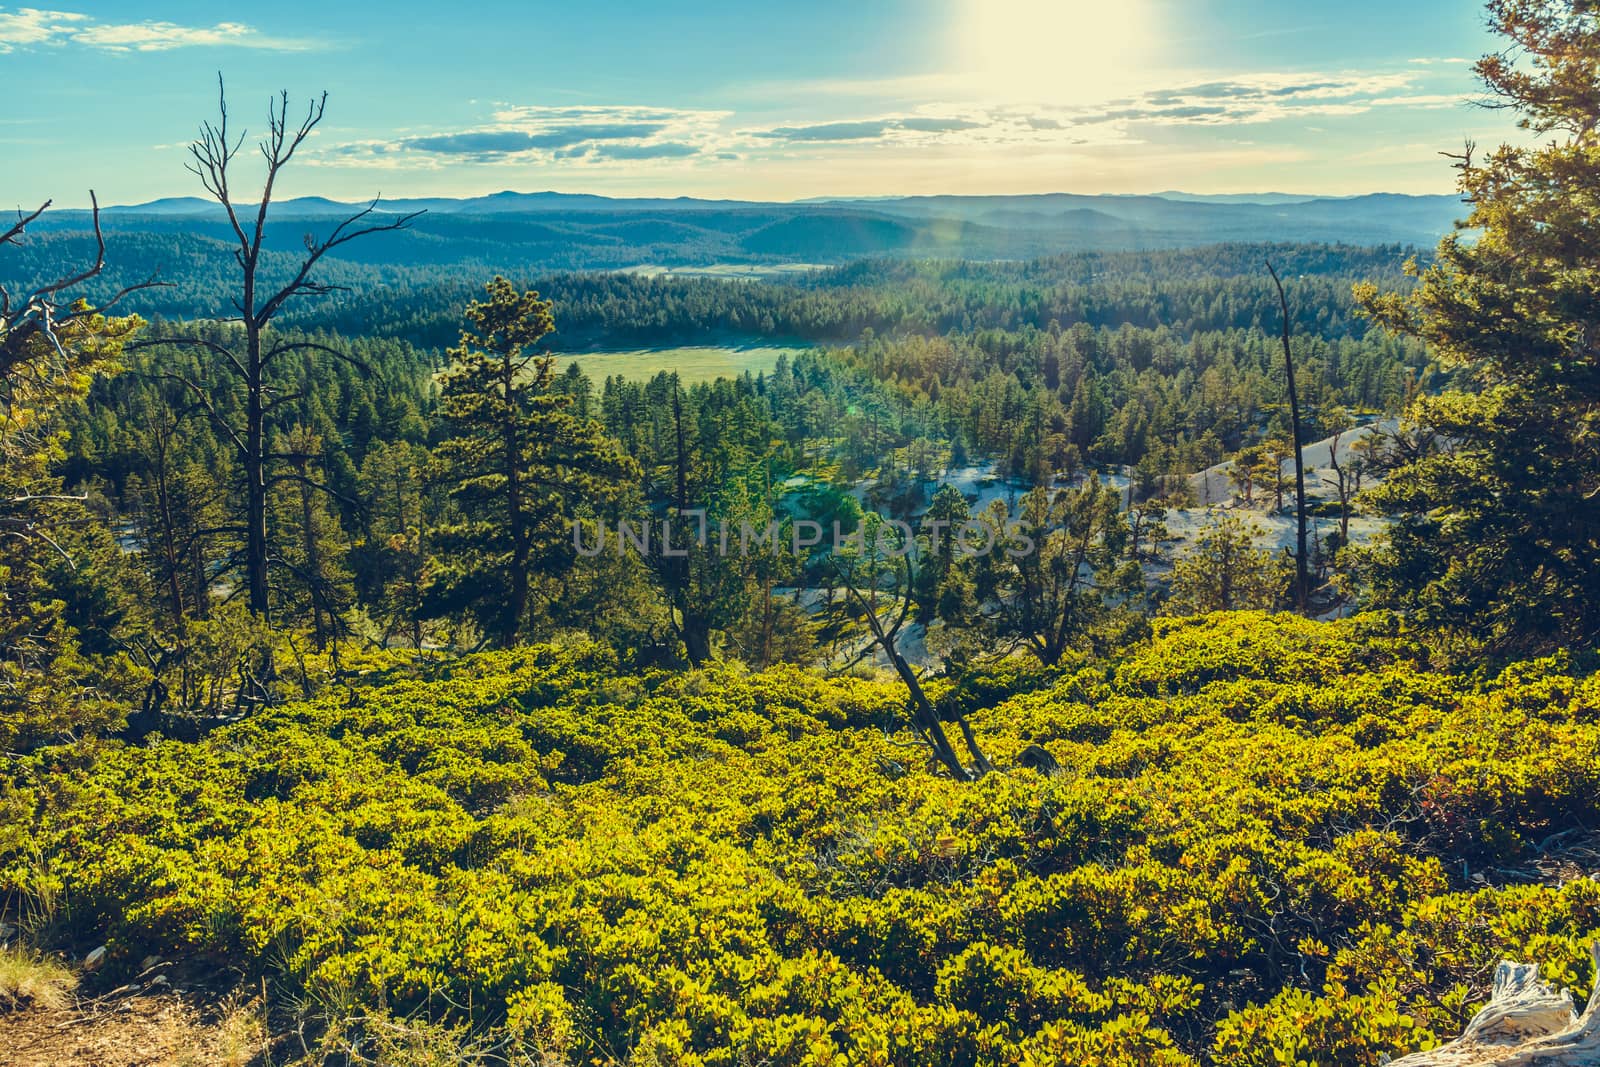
20;190;1462;276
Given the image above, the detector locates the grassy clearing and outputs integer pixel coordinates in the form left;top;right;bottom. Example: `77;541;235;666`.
554;344;810;384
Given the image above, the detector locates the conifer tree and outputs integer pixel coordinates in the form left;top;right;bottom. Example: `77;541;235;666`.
1163;513;1289;616
992;478;1132;666
356;440;434;651
0;202;149;748
427;277;635;647
1356;0;1600;656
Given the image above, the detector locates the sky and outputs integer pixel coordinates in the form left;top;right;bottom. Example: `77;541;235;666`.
2;0;1506;206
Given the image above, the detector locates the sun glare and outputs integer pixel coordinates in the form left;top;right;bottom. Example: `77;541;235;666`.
953;0;1158;103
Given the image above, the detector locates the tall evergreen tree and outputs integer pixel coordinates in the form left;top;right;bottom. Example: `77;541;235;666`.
1356;0;1600;656
0;201;148;749
356;440;434;651
427;277;635;647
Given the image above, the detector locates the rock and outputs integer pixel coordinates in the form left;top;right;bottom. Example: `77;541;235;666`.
139;955;162;971
1387;943;1600;1065
83;945;107;971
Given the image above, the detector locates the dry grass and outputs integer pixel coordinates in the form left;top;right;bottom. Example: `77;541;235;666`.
0;945;72;1012
179;994;271;1067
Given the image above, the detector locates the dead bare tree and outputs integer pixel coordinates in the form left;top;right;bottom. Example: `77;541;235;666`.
1387;945;1600;1066
1322;423;1369;547
1267;260;1310;613
144;76;422;623
830;518;992;781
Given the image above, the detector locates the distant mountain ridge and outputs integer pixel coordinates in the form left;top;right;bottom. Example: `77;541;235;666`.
97;188;1450;218
17;189;1462;277
104;189;776;217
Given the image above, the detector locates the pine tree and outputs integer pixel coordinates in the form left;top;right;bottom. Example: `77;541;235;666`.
993;479;1132;666
0;281;146;748
273;424;353;652
356;440;434;651
1163;514;1290;616
127;406;230;624
427;278;635;647
1355;0;1600;656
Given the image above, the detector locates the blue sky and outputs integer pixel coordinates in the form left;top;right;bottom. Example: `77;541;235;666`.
4;1;1503;205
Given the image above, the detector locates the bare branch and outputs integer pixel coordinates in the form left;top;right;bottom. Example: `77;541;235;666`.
266;470;360;510
185;73;251;252
129;335;249;381
262;338;372;375
27;191;106;301
0;201;50;249
133;370;250;457
254;202;423;324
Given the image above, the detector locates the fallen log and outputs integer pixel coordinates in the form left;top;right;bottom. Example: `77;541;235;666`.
1387;944;1599;1066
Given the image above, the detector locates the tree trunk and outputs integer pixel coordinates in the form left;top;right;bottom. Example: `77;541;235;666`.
153;447;185;622
245;321;270;620
854;567;989;781
297;463;326;650
1387;945;1600;1066
682;624;712;666
503;352;526;647
881;639;971;780
670;378;711;665
394;470;423;653
1268;262;1310;612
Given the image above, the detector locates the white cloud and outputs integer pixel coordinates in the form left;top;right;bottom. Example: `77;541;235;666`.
737;72;1455;151
0;7;84;51
327;104;731;168
1369;94;1465;110
317;68;1470;177
0;7;317;52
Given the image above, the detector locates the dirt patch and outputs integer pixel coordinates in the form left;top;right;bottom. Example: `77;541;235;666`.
0;975;266;1067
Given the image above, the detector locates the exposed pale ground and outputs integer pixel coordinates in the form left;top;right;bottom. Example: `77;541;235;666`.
618;263;829;280
818;424;1391;670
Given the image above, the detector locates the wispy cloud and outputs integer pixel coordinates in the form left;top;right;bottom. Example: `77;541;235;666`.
757;119;899;142
736;72;1457;154
755;116;983;142
587;141;703;161
0;6;79;49
329;104;730;168
402;124;668;156
749;112;1017;146
0;7;318;53
1068;72;1432;126
319;68;1470;176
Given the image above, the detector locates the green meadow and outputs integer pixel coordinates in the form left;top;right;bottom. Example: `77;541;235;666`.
553;344;812;384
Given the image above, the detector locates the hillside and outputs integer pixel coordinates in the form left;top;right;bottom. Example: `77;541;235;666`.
5;613;1596;1065
15;191;1461;280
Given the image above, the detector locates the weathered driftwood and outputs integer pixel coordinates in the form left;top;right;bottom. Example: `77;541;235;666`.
1388;944;1600;1066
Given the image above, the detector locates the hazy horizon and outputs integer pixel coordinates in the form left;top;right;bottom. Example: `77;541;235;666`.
44;186;1459;213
